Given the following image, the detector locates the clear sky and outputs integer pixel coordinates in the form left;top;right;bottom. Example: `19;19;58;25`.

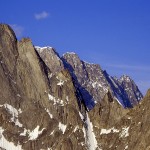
0;0;150;94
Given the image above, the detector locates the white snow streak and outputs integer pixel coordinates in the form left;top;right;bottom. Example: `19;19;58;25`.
46;108;53;118
50;130;55;135
85;113;98;150
73;126;79;133
115;94;123;106
124;145;128;150
79;112;84;121
35;46;52;53
100;127;119;135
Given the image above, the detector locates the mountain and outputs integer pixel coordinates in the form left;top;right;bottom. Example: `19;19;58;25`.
0;24;149;150
36;47;143;109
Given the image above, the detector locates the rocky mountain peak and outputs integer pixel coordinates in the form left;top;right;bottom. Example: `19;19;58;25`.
0;24;17;40
120;75;132;82
145;88;150;97
0;24;18;77
35;46;64;75
0;24;149;150
63;52;78;57
62;51;143;109
62;52;82;70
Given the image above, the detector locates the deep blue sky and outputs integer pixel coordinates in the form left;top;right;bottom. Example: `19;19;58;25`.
0;0;150;94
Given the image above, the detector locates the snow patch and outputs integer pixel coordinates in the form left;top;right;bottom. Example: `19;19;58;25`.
92;81;103;88
17;94;21;97
35;46;52;53
56;76;66;86
29;126;45;140
20;126;45;140
48;94;55;101
0;127;22;150
48;94;64;106
115;94;124;106
124;145;128;150
18;108;22;114
58;122;67;134
100;127;119;135
63;52;76;56
0;104;22;127
57;80;64;86
50;130;55;135
120;127;129;138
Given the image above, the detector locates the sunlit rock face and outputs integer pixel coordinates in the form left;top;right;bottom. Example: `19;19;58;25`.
0;24;85;150
0;24;148;150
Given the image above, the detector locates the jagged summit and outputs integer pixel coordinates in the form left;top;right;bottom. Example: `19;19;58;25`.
143;88;150;98
35;46;64;74
63;52;77;56
61;51;143;108
0;24;17;40
35;46;53;53
120;75;132;82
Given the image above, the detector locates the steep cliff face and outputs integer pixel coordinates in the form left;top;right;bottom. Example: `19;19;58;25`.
103;71;143;108
0;24;149;150
0;24;86;150
35;46;64;74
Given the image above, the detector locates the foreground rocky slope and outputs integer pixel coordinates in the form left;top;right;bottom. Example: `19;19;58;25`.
0;24;149;150
93;89;150;150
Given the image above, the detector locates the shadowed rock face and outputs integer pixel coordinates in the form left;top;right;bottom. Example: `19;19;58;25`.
103;71;143;108
0;24;149;150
